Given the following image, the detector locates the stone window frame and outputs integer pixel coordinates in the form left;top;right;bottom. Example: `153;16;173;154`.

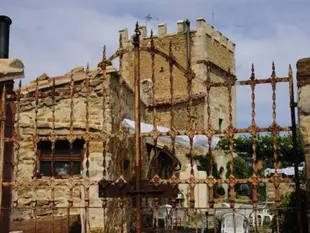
36;139;85;179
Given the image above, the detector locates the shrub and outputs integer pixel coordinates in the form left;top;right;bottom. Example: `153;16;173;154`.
271;189;308;233
216;186;225;196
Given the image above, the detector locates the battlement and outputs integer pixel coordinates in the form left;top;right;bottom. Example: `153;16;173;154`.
119;17;235;53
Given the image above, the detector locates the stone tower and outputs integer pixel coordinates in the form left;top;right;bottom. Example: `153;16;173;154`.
119;17;237;131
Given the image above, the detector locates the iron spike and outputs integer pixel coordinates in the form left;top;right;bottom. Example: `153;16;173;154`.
103;45;106;59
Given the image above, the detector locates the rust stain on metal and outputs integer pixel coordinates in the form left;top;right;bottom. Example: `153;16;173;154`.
0;21;303;233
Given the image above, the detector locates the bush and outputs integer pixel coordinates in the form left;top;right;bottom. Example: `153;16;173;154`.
194;154;220;178
271;189;308;233
216;186;225;196
226;156;252;197
258;183;267;202
226;156;252;179
216;133;305;167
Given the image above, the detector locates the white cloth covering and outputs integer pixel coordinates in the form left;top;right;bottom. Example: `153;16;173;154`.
122;118;220;149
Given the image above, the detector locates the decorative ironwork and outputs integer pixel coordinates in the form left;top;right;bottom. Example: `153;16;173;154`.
0;21;303;233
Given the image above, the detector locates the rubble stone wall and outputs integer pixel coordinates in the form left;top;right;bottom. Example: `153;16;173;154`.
297;57;310;231
13;68;136;232
119;18;236;130
144;98;205;130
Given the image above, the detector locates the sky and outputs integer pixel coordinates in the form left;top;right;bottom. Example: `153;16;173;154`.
1;0;310;129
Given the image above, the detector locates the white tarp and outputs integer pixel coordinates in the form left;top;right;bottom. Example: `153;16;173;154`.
122;119;220;149
264;165;304;176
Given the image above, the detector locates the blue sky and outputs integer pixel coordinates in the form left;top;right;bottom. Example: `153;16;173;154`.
1;0;310;129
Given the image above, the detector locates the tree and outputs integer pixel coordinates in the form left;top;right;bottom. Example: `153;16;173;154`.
194;132;305;201
216;132;305;168
225;156;252;179
225;156;255;198
194;154;220;178
194;154;224;198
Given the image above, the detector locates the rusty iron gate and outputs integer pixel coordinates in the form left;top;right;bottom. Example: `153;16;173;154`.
0;22;304;233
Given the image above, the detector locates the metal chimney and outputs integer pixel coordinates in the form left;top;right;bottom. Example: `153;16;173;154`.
0;15;12;58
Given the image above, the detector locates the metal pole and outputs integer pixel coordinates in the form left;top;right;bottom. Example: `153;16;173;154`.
133;22;142;233
185;19;191;69
0;86;6;210
289;65;303;233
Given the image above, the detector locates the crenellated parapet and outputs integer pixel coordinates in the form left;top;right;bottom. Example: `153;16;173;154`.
195;18;235;53
118;17;235;53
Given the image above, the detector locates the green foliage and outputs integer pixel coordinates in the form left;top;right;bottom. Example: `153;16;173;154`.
216;132;304;168
271;190;308;233
226;156;252;179
194;154;225;198
258;183;267;202
226;156;252;198
215;185;225;196
194;131;304;202
194;154;220;178
300;165;307;184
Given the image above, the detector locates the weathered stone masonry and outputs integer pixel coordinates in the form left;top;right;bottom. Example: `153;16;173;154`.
119;18;237;131
7;18;237;232
12;66;139;232
297;57;310;231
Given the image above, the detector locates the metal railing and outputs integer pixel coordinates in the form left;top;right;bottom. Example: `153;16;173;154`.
0;22;303;233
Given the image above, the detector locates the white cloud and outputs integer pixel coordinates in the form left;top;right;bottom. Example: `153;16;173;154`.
1;0;309;128
230;23;310;127
6;6;141;82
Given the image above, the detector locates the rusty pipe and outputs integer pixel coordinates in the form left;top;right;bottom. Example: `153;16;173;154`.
133;22;142;233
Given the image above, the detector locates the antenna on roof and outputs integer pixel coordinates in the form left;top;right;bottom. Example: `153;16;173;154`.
212;12;215;26
145;13;159;31
145;14;152;23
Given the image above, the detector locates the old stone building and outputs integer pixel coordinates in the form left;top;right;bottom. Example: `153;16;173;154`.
12;62;185;231
0;58;25;233
13;66;133;231
117;18;236;208
2;17;236;232
120;18;236;131
11;65;181;232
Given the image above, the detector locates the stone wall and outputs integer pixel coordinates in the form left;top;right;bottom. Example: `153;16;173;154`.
120;29;195;99
12;67;136;232
109;74;147;124
266;183;295;201
145;97;205;130
119;18;237;131
297;57;310;230
207;69;235;130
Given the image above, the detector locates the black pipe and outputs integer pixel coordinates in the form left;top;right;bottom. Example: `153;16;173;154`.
0;15;12;59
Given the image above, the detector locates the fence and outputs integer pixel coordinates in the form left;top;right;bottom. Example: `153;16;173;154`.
0;22;304;233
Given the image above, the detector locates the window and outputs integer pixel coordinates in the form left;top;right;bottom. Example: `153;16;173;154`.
218;118;223;131
219;166;224;176
37;139;85;178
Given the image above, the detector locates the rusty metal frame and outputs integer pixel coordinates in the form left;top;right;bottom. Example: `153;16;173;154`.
0;22;303;233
